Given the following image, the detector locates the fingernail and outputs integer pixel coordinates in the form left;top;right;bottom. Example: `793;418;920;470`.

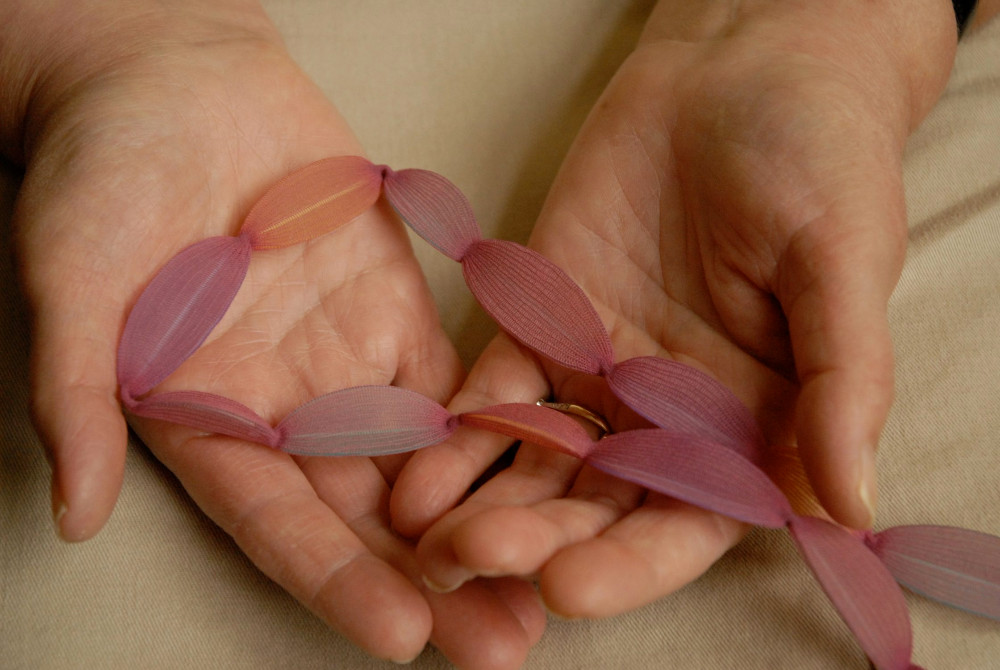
51;478;69;540
391;648;424;665
53;500;69;540
421;572;467;594
544;604;575;622
857;447;878;527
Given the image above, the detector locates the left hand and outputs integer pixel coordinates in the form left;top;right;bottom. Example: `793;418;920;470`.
392;0;956;618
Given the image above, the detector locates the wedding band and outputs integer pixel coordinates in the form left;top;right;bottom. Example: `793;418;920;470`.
536;399;611;438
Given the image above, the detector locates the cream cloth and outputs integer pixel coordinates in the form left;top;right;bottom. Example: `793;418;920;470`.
3;3;999;668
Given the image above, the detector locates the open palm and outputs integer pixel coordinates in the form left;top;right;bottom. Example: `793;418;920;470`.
394;0;955;620
12;4;542;666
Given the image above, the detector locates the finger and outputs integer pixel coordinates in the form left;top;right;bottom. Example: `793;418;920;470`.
416;443;587;593
537;494;746;618
391;333;549;537
424;578;543;670
392;321;465;405
299;454;544;669
777;174;906;529
385;244;466;408
14;153;185;542
442;464;645;587
480;576;548;648
31;362;128;542
24;263;129;541
143;428;432;664
376;294;466;487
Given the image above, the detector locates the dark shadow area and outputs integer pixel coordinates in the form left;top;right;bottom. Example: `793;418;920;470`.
0;161;34;525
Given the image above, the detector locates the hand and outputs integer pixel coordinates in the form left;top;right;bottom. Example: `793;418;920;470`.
393;0;957;618
3;1;543;665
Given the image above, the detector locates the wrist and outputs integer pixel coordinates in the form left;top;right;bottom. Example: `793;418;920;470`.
638;0;957;135
0;0;279;164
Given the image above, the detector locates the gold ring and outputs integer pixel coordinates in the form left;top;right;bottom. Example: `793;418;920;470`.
536;399;611;438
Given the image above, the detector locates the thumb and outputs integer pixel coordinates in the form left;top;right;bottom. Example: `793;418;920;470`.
29;312;129;542
16;179;130;542
391;332;549;538
776;164;907;530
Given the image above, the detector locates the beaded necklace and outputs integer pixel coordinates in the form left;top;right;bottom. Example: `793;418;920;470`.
116;155;1000;669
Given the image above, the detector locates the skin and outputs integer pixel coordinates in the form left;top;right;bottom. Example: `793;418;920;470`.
4;0;999;668
972;0;1000;30
393;0;985;624
1;1;545;666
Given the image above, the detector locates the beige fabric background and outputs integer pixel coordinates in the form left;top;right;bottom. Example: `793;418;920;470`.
3;2;999;668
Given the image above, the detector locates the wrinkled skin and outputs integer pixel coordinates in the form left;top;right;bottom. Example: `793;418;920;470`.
7;0;997;667
394;0;959;620
3;1;544;666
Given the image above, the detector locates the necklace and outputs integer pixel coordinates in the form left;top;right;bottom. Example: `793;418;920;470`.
116;155;1000;669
